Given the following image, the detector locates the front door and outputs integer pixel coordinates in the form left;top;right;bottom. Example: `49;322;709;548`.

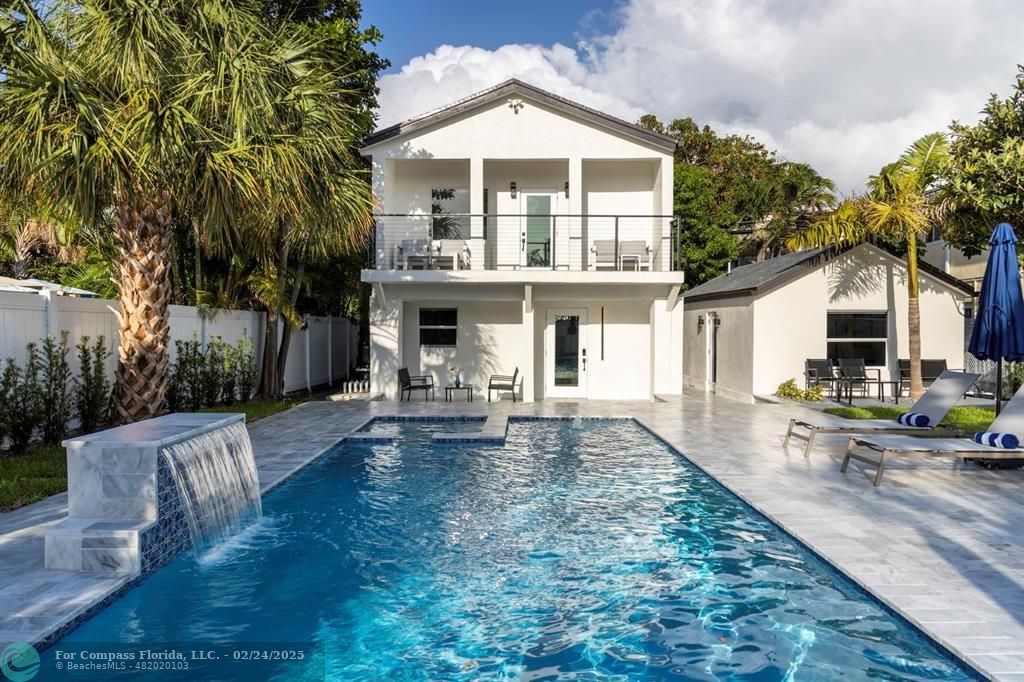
521;192;556;268
546;308;588;398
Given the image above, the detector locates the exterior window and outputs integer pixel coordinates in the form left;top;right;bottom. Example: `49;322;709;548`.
431;188;470;240
827;312;887;366
419;308;457;347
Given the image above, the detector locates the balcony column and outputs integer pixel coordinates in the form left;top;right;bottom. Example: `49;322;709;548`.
469;157;485;270
658;155;674;271
568;157;582;270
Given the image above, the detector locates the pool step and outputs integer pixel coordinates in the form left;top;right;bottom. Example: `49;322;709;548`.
432;415;508;444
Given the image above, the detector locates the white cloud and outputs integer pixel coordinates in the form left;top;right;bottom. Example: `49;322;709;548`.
376;0;1024;190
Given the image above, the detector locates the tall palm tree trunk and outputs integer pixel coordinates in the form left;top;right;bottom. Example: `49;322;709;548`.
111;188;173;422
905;233;924;400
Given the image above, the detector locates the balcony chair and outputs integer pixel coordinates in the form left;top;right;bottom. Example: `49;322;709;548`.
396;239;431;270
591;240;616;270
618;240;651;271
488;367;519;402
434;239;470;270
398;367;434;401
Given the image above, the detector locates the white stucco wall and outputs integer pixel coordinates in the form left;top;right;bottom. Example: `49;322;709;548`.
752;246;968;398
682;298;756;402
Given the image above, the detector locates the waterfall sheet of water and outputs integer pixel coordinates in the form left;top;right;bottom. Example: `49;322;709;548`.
161;421;263;553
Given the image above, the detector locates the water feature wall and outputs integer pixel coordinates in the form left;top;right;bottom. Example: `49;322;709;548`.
45;413;260;573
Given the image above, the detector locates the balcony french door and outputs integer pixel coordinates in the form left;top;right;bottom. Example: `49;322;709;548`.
520;191;557;269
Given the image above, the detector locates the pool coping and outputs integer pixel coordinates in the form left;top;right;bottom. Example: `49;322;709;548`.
1;404;1008;678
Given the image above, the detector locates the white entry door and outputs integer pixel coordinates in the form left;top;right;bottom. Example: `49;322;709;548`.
521;191;557;268
546;308;588;398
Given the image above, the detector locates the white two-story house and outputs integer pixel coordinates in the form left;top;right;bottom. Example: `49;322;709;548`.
361;80;684;401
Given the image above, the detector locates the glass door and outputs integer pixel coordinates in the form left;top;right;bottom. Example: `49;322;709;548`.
521;192;556;268
546;308;588;398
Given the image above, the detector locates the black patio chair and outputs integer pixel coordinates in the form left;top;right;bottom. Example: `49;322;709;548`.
398;367;434;401
836;358;882;403
897;359;949;397
488;367;519;402
804;358;837;397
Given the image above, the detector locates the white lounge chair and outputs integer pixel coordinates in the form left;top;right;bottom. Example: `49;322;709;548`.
783;370;981;457
842;383;1024;486
618;240;651;271
591;240;616;270
434;239;470;270
395;239;431;270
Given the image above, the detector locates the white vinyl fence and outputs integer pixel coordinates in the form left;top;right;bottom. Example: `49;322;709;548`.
0;291;359;395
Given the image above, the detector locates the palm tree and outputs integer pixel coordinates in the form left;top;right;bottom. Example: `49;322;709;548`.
0;1;372;419
789;133;949;399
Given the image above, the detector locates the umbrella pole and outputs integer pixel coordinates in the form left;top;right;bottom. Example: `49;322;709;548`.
996;358;1003;415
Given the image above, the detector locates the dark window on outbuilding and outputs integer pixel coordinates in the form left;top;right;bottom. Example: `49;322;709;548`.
826;312;887;366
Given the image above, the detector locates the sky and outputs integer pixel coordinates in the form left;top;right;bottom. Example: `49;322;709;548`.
361;0;1024;193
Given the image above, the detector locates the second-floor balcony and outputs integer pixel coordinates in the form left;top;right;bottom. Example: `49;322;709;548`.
371;214;679;273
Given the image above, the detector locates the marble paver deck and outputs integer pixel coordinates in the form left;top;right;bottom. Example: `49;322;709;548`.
1;392;1022;679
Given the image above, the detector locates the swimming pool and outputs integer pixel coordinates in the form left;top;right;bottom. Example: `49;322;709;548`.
56;418;975;680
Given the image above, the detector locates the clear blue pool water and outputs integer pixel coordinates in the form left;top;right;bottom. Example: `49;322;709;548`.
57;418;975;680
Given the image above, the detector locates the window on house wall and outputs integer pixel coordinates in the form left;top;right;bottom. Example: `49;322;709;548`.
431;188;470;240
419;308;458;347
826;312;887;366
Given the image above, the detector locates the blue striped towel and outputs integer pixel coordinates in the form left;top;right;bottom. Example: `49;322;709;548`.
972;432;1021;449
896;412;930;427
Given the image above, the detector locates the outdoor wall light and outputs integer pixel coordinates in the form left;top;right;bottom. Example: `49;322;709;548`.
564;181;569;198
510;181;517;198
697;316;705;332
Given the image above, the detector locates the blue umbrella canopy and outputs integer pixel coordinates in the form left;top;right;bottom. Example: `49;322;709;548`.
968;223;1024;363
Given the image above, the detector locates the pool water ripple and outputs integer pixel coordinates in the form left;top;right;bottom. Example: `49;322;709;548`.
60;419;976;680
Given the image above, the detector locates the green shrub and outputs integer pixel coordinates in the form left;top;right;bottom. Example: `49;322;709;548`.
201;338;225;407
75;335;111;435
775;378;824;402
40;332;72;444
221;342;239;406
9;343;44;454
0;360;19;448
236;335;256;403
170;337;205;411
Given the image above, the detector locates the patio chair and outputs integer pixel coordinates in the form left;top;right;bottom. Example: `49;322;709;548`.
591;240;616;270
804;359;837;397
842;382;1024;486
835;358;882;402
897;359;949;398
396;239;431;270
488;367;519;402
398;367;434;401
434;239;470;270
618;240;651;271
783;370;980;457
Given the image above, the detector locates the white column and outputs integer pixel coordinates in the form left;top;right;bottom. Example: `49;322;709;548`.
469;157;485;270
658;155;674;271
568;157;583;270
370;285;402;400
522;285;535;402
651;294;684;396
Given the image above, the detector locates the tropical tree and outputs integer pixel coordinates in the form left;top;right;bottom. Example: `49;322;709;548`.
789;133;950;399
0;0;374;420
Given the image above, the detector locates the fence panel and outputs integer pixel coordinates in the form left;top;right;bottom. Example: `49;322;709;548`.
0;292;47;365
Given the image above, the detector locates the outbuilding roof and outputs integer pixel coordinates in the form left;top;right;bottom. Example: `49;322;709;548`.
361;79;677;153
683;244;974;302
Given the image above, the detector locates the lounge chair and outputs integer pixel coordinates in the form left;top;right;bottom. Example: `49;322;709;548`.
398;367;434;401
804;358;837;397
488;367;519;402
842;383;1024;486
835;358;883;403
618;240;651;271
783;370;980;457
591;240;616;270
396;239;431;270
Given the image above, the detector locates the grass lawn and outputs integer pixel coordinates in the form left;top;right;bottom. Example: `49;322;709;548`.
0;397;308;513
823;404;996;433
0;444;67;513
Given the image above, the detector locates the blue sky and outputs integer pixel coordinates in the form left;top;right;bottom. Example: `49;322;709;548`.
362;0;619;74
368;0;1023;192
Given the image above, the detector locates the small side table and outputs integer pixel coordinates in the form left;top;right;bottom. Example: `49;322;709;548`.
445;385;474;402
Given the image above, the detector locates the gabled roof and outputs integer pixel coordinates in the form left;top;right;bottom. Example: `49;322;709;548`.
684;243;974;303
362;79;677;152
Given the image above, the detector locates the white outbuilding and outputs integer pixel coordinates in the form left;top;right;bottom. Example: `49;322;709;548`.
682;243;974;403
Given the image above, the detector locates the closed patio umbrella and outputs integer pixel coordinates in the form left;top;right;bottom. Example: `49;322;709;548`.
967;223;1024;414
